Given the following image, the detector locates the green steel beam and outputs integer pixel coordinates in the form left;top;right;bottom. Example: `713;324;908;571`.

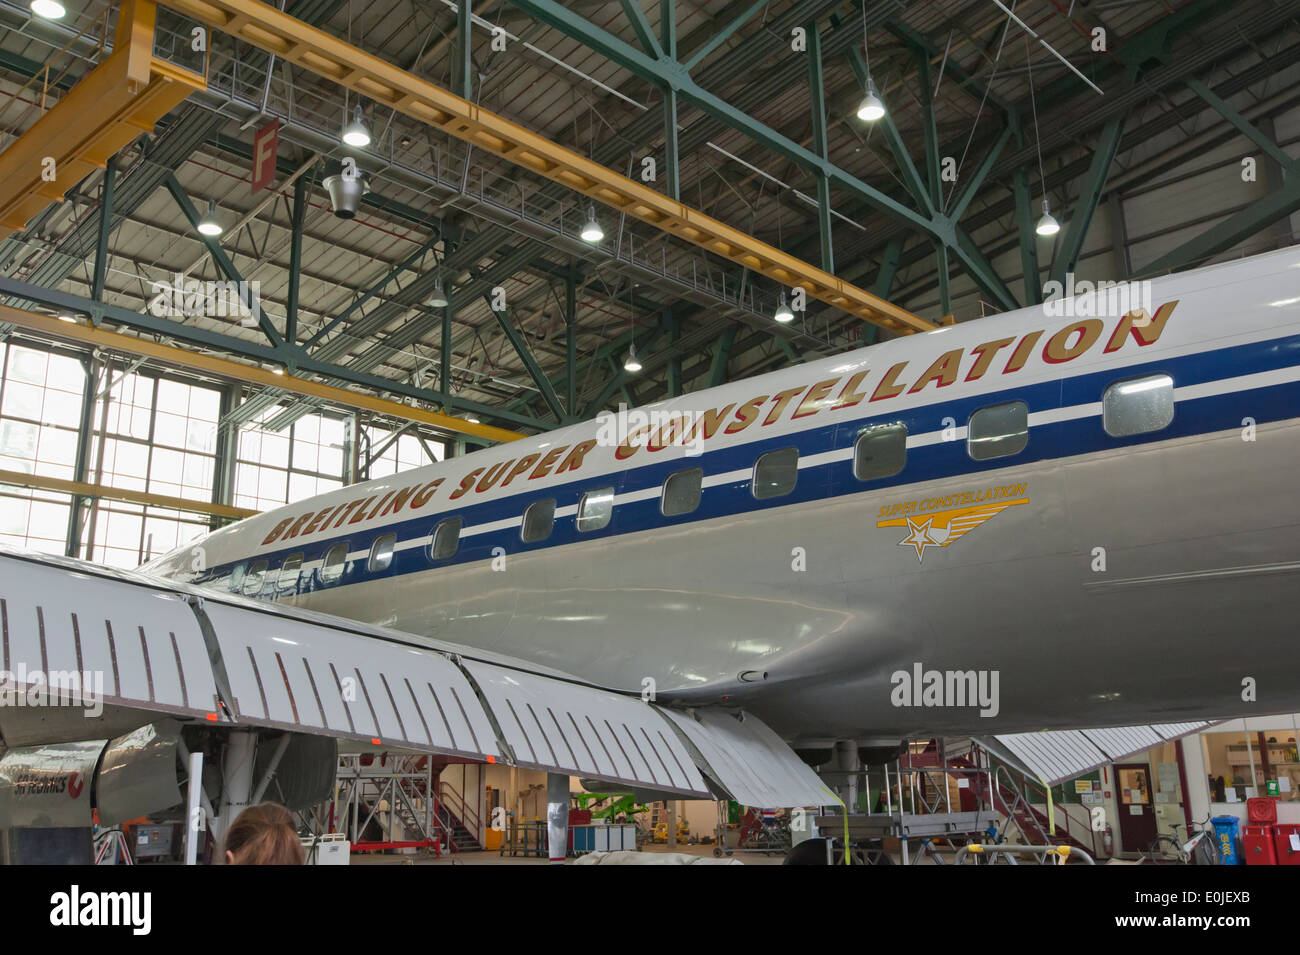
949;125;1012;222
844;45;931;214
807;21;834;272
565;271;577;413
917;52;943;213
1049;113;1128;287
0;275;549;432
708;325;737;388
487;297;567;420
1013;163;1042;305
455;0;474;99
682;0;770;71
1137;175;1300;277
304;232;442;349
91;156;117;303
661;0;676;58
934;242;951;316
884;21;1014;115
286;175;307;346
441;280;453;404
664;87;681;201
666;308;681;398
163;174;283;351
1186;78;1298;172
507;0;933;232
620;0;663;57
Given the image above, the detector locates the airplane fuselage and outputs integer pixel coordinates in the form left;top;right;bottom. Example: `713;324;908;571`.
146;249;1300;743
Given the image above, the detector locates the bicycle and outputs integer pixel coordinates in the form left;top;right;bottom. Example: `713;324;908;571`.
1142;817;1220;864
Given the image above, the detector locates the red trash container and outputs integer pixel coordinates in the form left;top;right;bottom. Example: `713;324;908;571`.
1274;823;1300;866
1247;796;1278;824
1243;824;1277;865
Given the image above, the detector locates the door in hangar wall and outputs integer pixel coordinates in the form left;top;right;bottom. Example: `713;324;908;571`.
1115;763;1158;854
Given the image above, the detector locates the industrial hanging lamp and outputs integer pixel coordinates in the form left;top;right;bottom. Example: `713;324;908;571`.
623;343;643;374
197;199;223;237
1035;198;1060;237
580;204;604;243
856;78;886;122
855;0;885;122
774;290;795;323
342;104;371;148
428;277;449;308
30;0;64;18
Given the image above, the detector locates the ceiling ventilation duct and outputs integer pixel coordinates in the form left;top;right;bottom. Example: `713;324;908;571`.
322;158;370;219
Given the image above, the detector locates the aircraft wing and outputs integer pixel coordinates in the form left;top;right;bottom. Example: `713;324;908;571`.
0;546;830;808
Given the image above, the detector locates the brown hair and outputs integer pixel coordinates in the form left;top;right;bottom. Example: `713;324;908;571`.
222;802;305;865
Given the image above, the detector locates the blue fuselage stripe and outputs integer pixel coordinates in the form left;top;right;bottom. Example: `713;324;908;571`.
204;332;1300;597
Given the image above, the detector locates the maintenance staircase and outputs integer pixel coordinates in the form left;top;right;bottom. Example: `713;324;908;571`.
921;742;1097;855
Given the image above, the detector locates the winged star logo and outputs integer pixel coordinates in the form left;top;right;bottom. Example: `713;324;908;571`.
877;497;1028;562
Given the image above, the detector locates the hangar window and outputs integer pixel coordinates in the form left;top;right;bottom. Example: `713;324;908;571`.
242;559;268;596
278;553;303;592
1103;374;1174;437
662;468;703;517
321;542;348;584
968;401;1029;460
369;533;397;572
577;487;615;532
854;424;907;480
752;447;799;499
521;498;556;543
430;517;462;560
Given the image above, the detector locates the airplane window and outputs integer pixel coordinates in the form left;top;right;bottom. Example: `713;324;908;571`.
854;423;907;480
752;447;799;499
229;561;247;592
577;487;615;532
242;559;268;596
662;467;703;517
1103;374;1174;437
521;498;557;543
321;543;348;584
278;553;303;592
369;533;397;572
968;401;1029;460
430;517;462;560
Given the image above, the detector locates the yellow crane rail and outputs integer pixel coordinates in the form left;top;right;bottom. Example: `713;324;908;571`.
162;0;934;335
0;467;257;521
0;0;207;239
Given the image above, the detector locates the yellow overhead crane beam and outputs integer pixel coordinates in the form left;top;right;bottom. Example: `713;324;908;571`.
161;0;936;336
0;467;257;521
0;304;526;444
0;0;207;239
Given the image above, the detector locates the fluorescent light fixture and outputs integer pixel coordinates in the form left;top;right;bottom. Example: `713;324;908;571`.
197;199;223;236
1035;198;1060;237
623;344;642;373
30;0;65;19
271;365;285;376
342;105;371;148
465;415;481;424
428;278;448;308
774;290;794;323
580;205;604;242
56;313;77;324
856;78;885;122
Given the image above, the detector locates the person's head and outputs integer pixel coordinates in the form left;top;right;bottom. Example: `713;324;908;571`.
222;802;305;865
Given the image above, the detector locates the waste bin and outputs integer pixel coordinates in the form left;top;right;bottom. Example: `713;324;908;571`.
1274;823;1300;866
1211;816;1242;865
1243;824;1276;865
